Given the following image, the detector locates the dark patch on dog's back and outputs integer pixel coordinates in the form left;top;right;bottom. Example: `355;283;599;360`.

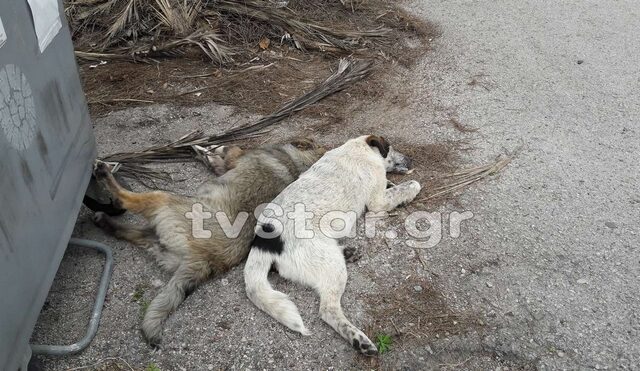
252;223;284;255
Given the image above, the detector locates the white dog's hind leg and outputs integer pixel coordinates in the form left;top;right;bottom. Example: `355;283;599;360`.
368;180;421;212
301;249;378;355
319;287;377;355
244;249;310;335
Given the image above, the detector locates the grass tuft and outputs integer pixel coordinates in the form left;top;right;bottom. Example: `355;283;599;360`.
132;284;146;302
375;333;392;354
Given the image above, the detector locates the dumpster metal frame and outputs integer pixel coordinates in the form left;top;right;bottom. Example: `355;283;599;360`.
31;239;113;356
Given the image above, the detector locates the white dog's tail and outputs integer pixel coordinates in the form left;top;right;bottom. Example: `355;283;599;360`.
244;249;310;335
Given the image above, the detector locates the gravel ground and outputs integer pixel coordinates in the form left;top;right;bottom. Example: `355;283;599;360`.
31;0;639;370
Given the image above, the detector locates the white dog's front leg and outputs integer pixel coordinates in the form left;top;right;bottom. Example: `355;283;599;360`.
368;180;421;212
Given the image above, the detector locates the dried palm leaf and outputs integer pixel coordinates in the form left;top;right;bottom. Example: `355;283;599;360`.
418;157;512;201
153;0;200;36
101;59;373;179
75;50;143;62
147;29;233;63
104;0;140;46
216;58;372;139
65;0;392;63
216;0;389;52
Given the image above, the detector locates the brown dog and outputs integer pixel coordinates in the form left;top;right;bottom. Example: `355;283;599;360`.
93;139;326;346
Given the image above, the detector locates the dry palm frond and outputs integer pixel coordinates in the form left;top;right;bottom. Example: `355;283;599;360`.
104;0;141;46
75;50;148;62
216;58;372;140
68;0;223;61
115;163;173;187
78;32;232;64
418;157;512;201
154;0;187;36
149;29;233;63
67;0;118;36
118;29;233;63
102;130;265;183
66;0;394;63
153;0;202;36
103;130;220;164
101;59;373;180
216;0;389;51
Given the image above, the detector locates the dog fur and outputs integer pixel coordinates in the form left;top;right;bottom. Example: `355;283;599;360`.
92;139;326;346
243;135;421;355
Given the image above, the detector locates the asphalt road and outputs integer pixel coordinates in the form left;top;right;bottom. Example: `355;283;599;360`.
405;0;640;369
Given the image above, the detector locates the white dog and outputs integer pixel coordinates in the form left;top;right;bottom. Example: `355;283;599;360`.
243;135;421;355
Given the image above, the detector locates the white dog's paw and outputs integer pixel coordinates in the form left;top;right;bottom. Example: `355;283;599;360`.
352;333;378;356
400;180;421;205
407;180;421;193
299;326;312;336
401;180;421;199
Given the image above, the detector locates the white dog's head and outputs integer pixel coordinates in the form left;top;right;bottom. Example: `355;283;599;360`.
365;135;414;174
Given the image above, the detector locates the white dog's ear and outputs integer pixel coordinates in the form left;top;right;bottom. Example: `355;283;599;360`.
365;135;390;158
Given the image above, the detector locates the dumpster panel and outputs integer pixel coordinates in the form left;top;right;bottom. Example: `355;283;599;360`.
0;1;96;369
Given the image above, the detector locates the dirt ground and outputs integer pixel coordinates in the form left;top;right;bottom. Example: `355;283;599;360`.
31;0;640;370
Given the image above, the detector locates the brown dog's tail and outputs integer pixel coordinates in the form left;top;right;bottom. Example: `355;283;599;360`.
142;262;210;346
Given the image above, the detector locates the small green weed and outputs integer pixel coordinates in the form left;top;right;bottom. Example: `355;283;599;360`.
375;333;393;354
131;284;151;315
132;284;146;302
146;364;160;371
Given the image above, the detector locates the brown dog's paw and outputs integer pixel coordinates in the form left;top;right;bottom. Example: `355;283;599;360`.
92;211;107;226
92;211;116;234
93;160;111;179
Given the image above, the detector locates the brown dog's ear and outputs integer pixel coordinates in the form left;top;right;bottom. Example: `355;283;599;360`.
290;138;317;150
366;135;390;158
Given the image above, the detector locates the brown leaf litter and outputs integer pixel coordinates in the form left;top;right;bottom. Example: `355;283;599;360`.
67;0;439;116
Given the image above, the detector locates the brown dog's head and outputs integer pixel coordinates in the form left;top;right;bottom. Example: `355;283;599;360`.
365;135;414;174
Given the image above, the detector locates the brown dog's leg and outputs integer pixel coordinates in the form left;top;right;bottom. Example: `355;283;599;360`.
93;211;157;248
142;260;212;346
209;145;244;176
93;161;170;218
223;146;244;170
